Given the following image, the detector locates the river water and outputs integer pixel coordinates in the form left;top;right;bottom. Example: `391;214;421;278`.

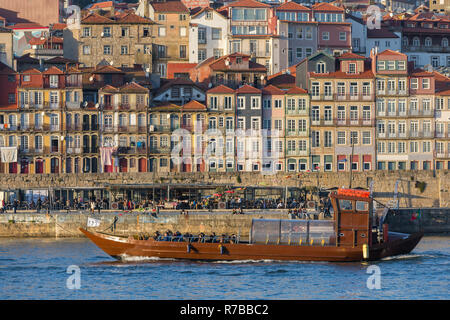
0;236;448;300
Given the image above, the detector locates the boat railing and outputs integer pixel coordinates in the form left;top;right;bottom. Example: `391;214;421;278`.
152;235;240;244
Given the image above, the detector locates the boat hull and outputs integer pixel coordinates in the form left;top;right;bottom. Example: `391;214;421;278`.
79;228;423;262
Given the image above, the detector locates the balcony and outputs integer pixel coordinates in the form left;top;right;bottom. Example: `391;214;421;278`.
436;152;450;159
286;130;308;137
403;45;450;54
335;118;375;126
66;124;82;131
408;109;434;117
117;146;147;155
312;93;375;101
148;147;172;154
66;101;82;109
286;149;308;156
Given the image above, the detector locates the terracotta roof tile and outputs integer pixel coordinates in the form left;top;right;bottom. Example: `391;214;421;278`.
224;0;271;8
262;84;285;95
376;49;407;58
286;86;308;94
312;2;344;12
119;82;149;93
182;100;206;111
276;2;311;11
151;1;189;13
81;13;113;24
339;52;366;60
207;85;235;94
235;84;261;94
42;66;64;75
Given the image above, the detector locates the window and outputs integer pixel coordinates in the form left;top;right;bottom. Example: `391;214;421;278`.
322;32;329;40
102;27;111;37
179;45;186;59
296;47;302;58
212;28;221;40
179;27;187;37
348;63;356;74
237;97;245;109
158;27;166;37
339;32;346;41
158;14;166;21
103;45;112;55
362;131;371;145
431;56;440;68
83;45;91;55
422;78;430;89
143;27;150;37
425;37;432;47
198;49;206;62
411;78;418;89
121;45;128;55
179;14;187;21
82;27;91;37
337;131;346;145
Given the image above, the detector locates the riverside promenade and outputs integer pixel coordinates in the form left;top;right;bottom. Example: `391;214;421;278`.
0;207;449;238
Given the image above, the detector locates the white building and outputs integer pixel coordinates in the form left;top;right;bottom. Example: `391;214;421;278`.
189;7;229;64
366;28;401;57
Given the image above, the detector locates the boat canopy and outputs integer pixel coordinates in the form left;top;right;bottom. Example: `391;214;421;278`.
250;219;335;246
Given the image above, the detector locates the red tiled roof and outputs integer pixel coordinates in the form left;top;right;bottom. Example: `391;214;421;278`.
167;63;197;79
42;66;64;75
21;68;41;74
376;49;407;58
367;28;399;38
91;1;114;9
410;68;434;77
276;1;310;11
99;84;119;93
207;85;235;94
51;23;67;30
224;0;271;8
151;1;189;13
93;65;124;74
312;2;344;12
286;86;307;94
205;53;266;72
115;12;155;24
8;22;47;29
236;84;261;94
119;82;148;93
339;52;366;60
81;13;113;24
262;84;285;95
267;73;296;89
182;100;206;111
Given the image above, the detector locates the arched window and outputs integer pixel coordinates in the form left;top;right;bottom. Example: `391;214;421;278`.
316;62;326;73
412;37;420;46
118;114;127;127
442;38;448;47
402;37;408;46
424;37;432;47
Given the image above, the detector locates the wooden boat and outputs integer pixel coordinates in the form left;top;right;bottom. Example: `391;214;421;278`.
80;189;423;262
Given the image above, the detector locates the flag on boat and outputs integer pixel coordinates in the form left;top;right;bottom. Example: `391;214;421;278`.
87;217;101;227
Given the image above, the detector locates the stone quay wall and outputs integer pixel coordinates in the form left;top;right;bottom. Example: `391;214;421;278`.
0;212;288;239
0;207;448;238
0;170;449;208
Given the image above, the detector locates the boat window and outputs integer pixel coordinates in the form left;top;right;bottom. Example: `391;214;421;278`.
356;201;368;212
339;199;353;211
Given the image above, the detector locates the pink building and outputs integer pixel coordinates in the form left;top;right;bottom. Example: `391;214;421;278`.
312;2;351;56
